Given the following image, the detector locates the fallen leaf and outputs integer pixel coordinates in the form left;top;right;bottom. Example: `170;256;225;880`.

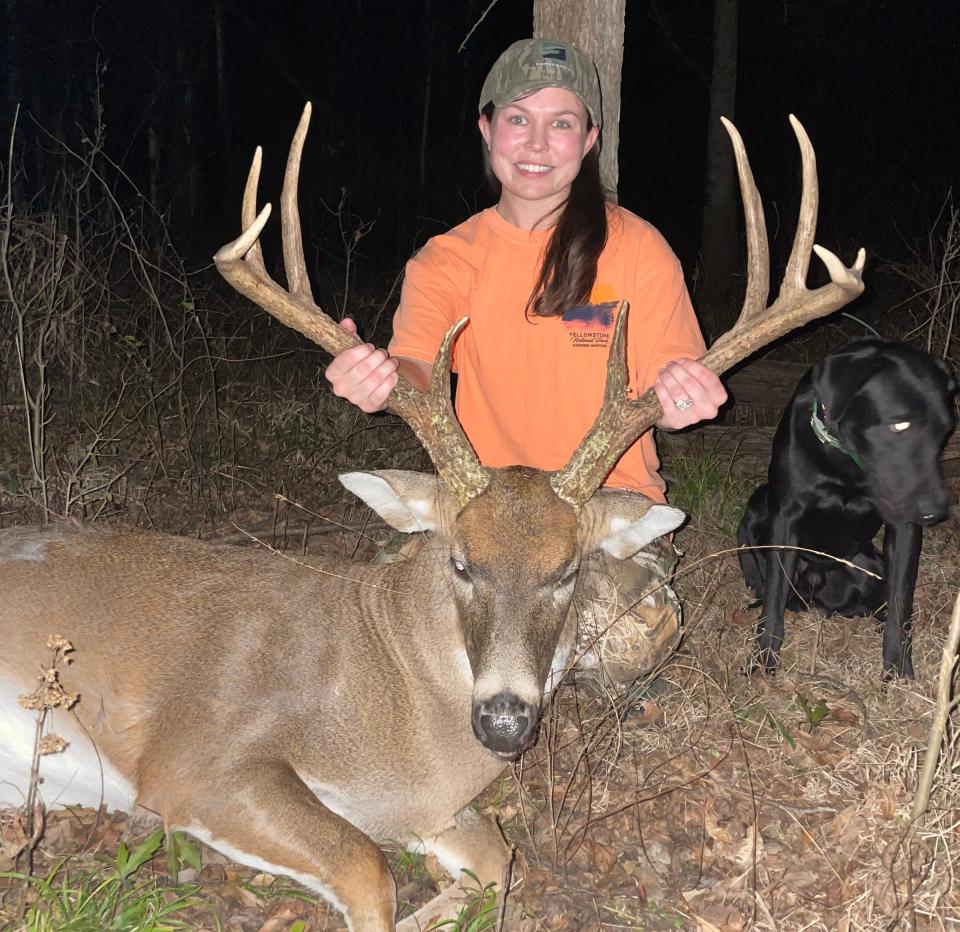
793;729;834;752
256;904;304;932
732;827;763;871
680;891;723;932
637;701;665;726
582;838;617;873
704;797;734;846
865;783;900;820
829;705;860;726
234;884;266;909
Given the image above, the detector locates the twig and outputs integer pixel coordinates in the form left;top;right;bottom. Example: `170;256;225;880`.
458;0;500;53
913;589;960;820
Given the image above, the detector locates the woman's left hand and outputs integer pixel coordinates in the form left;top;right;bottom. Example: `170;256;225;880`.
653;359;728;430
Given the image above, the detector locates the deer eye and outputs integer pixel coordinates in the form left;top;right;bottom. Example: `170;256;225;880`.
451;557;470;578
889;421;911;433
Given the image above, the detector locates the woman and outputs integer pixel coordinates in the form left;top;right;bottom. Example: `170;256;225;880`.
326;38;726;687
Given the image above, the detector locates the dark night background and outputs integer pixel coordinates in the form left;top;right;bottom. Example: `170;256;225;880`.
4;0;960;330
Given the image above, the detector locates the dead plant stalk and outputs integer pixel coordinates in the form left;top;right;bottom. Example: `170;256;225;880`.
913;589;960;820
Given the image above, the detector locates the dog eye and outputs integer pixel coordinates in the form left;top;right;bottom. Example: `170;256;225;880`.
889;421;911;433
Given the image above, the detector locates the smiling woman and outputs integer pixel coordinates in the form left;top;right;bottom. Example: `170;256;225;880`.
325;37;728;689
477;87;599;229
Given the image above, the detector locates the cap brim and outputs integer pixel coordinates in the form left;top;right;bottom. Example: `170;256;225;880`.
487;82;601;128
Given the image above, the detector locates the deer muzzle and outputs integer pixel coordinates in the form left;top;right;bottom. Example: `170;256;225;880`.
471;691;539;759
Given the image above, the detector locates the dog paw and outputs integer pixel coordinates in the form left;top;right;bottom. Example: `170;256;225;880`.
745;648;780;677
881;656;915;682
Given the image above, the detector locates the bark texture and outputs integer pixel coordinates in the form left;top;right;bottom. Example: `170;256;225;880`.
698;0;740;330
533;0;626;200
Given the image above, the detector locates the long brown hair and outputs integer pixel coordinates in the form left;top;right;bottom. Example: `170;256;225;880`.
480;102;608;318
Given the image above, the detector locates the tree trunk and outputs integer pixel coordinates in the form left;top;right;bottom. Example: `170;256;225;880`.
533;0;625;201
418;0;433;193
214;0;233;216
5;0;19;123
697;0;739;335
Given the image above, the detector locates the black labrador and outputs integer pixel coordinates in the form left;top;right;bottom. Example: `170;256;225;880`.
737;339;955;678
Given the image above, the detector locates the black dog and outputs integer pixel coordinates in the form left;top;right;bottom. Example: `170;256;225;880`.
738;339;955;678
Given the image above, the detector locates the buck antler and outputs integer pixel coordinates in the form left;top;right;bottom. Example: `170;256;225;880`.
213;103;490;508
550;115;866;507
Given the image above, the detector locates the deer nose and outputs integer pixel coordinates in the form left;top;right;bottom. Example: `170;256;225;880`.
472;692;538;758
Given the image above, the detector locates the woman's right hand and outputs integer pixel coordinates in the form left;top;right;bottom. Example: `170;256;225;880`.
324;318;399;413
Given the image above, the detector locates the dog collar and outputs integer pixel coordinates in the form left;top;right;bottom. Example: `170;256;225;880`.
810;399;865;469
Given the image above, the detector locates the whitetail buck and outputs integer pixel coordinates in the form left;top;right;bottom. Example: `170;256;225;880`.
0;106;864;930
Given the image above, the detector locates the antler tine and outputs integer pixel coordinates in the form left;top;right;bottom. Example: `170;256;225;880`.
783;114;817;292
280;105;314;302
214;103;490;509
722;116;769;324
549;304;662;507
241;147;268;273
702;115;865;375
550;116;866;509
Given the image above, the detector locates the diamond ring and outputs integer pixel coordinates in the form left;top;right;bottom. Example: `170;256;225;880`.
674;397;693;411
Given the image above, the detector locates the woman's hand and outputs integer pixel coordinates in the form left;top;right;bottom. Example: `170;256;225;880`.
653;359;727;430
324;318;399;413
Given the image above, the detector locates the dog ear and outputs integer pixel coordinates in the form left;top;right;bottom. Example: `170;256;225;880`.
811;342;886;424
933;356;957;399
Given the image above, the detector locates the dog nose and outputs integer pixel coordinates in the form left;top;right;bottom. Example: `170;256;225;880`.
914;495;949;526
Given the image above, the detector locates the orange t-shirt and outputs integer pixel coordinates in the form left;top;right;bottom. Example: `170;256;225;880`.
389;205;706;502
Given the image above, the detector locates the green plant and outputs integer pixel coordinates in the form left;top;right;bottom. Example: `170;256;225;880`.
795;692;829;730
736;700;797;750
1;828;203;930
388;841;430;883
163;831;201;885
240;874;317;907
427;871;499;932
663;439;756;537
768;712;797;750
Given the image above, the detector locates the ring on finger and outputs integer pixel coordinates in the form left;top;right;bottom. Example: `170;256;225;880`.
674;397;694;411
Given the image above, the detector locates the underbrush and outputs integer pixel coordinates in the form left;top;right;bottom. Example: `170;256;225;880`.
0;123;422;542
661;438;757;540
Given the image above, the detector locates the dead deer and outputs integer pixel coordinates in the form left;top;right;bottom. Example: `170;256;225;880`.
0;106;864;930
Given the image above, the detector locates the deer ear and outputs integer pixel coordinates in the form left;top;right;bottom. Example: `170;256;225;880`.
599;505;686;559
581;489;686;560
339;470;451;533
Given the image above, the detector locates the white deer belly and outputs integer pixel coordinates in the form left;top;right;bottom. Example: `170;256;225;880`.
0;676;137;812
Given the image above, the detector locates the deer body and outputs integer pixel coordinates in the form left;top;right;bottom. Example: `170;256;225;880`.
0;523;500;823
0;469;682;929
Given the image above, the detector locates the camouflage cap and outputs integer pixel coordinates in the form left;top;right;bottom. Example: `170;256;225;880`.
479;38;602;128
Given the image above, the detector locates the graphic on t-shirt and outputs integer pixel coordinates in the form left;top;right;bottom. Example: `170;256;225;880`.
562;300;618;348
